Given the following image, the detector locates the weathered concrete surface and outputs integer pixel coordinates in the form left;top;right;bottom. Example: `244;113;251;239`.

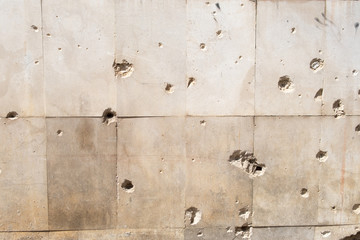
0;0;360;239
47;118;117;230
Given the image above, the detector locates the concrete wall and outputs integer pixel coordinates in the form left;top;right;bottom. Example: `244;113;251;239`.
0;0;360;239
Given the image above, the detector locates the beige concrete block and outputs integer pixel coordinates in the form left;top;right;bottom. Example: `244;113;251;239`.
115;0;186;116
321;1;360;116
185;117;253;227
118;229;183;240
0;232;49;240
255;0;325;115
0;118;47;231
186;0;255;116
252;227;315;240
0;0;44;117
184;227;237;240
318;117;360;225
253;117;320;226
117;118;185;228
43;0;116;116
314;225;360;240
47;118;117;230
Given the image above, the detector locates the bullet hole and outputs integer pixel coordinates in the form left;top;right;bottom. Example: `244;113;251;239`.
215;2;221;10
340;231;360;240
319;50;323;54
187;77;196;88
34;60;39;65
197;231;203;237
205;1;210;5
333;99;345;119
228;150;266;178
121;179;134;193
331;206;336;211
102;108;117;126
58;48;62;51
77;44;81;48
113;59;134;78
158;42;163;48
300;188;309;198
200;120;206;126
278;75;295;93
235;225;253;239
239;207;250;220
185;207;202;225
298;94;302;98
352;69;359;76
6;111;18;120
31;25;39;32
353;204;360;214
239;56;243;60
335;76;339;81
316;150;328;162
57;130;63;136
355;124;360;134
355;22;359;30
321;231;331;238
291;27;296;34
240;3;244;7
314;88;323;101
46;33;51;37
165;83;174;93
212;11;217;16
310;58;324;72
216;30;223;38
200;43;207;51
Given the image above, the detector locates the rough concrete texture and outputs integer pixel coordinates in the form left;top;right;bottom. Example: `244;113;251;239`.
1;0;360;239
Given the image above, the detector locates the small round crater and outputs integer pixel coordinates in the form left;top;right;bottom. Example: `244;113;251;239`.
310;58;324;72
314;88;323;101
353;204;360;214
57;130;63;136
199;43;207;51
102;108;117;126
121;179;134;193
291;27;296;34
187;77;196;88
355;124;360;134
316;150;328;162
185;207;202;225
165;83;174;93
300;188;309;198
216;30;223;38
113;59;134;78
321;231;331;238
46;33;51;37
200;120;206;126
31;25;39;32
278;75;294;93
333;99;345;119
353;69;359;76
58;48;62;51
34;60;39;65
158;42;163;48
6;111;18;120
